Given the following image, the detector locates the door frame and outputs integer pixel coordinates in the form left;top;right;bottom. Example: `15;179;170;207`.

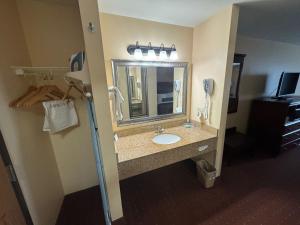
0;130;33;225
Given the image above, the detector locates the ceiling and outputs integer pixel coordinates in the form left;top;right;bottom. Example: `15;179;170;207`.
34;0;300;45
98;0;256;27
238;0;300;45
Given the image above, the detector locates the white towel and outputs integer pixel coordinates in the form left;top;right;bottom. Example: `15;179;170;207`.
43;100;78;134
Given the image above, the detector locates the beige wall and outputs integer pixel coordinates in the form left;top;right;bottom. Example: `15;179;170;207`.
0;0;64;224
1;1;239;223
78;0;123;220
191;5;239;175
99;13;193;131
16;0;84;67
227;35;300;133
16;0;98;194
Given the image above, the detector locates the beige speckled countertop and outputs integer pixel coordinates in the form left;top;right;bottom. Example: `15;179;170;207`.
115;125;217;163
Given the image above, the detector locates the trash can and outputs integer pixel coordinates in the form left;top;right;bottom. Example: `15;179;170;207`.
196;160;216;188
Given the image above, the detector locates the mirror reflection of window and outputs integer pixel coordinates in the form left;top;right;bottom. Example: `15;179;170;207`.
128;67;142;101
127;67;148;119
112;61;188;125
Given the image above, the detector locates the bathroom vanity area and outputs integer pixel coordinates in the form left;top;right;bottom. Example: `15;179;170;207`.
115;122;217;180
110;59;218;180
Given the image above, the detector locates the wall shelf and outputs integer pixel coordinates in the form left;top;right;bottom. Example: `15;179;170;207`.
11;66;69;78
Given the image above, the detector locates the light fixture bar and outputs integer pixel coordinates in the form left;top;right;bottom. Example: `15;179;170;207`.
127;44;175;57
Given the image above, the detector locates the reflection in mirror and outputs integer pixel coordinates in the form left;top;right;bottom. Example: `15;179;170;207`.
228;54;246;114
112;60;188;125
230;63;241;97
128;66;147;118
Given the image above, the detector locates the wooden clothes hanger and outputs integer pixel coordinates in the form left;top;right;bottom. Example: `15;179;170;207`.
44;85;65;99
15;86;44;108
22;85;63;107
9;74;87;108
9;86;37;107
10;85;66;108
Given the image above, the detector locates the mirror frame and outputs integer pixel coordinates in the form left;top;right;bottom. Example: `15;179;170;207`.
111;59;189;126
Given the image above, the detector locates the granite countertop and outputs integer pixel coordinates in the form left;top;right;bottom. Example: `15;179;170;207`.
114;125;217;163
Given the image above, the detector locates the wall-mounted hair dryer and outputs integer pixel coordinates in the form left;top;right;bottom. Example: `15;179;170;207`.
203;79;214;96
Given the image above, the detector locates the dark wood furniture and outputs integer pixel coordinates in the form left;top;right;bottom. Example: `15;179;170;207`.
228;54;246;114
248;96;300;155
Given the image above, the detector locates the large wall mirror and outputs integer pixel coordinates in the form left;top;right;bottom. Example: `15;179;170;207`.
112;60;188;125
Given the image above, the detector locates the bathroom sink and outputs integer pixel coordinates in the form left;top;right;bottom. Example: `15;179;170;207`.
152;133;181;145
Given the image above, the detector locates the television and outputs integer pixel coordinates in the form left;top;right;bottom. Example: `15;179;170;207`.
276;72;300;97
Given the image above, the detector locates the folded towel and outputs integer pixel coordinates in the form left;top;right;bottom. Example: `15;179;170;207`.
43;100;78;134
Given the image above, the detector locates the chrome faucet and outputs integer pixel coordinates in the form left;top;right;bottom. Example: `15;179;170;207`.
155;125;165;134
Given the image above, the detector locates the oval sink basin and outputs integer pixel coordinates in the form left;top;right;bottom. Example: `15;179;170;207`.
152;133;181;145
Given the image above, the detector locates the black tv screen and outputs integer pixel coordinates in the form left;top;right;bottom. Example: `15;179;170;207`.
276;72;300;97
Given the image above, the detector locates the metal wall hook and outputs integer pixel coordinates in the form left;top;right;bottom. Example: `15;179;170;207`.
88;22;96;33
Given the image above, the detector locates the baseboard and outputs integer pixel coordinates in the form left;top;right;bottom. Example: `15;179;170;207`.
112;217;127;225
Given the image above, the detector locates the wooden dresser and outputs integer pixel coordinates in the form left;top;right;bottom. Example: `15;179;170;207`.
248;97;300;155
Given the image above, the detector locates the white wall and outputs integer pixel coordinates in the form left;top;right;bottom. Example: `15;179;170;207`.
0;0;64;224
227;35;300;133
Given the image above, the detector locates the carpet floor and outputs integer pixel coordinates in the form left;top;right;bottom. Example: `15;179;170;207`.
56;147;300;225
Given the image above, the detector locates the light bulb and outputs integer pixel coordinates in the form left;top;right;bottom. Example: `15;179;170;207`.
147;49;156;60
134;48;143;59
159;50;168;60
170;50;178;60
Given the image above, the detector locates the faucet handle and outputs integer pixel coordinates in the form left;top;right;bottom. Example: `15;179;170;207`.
155;125;164;134
155;125;160;134
154;125;161;134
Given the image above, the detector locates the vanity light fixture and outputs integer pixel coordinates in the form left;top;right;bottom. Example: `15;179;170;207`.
159;44;168;60
170;44;178;60
133;41;143;59
147;42;156;60
127;42;178;61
